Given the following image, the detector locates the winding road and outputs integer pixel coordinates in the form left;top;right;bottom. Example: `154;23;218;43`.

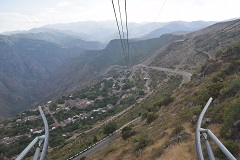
183;42;212;60
138;64;192;85
68;64;192;160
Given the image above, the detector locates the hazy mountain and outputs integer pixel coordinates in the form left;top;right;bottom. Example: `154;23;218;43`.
140;21;216;39
8;29;103;50
43;21;119;42
0;32;101;118
43;20;216;42
2;21;215;44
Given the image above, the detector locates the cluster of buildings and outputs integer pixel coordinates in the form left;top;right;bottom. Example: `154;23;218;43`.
66;98;93;108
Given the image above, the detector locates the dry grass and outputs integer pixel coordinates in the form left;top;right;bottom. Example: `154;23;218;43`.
159;141;196;160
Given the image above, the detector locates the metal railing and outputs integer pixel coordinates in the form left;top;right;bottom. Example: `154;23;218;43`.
16;106;49;160
195;97;237;160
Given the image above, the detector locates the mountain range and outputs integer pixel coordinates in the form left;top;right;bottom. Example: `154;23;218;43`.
0;19;235;119
3;20;215;43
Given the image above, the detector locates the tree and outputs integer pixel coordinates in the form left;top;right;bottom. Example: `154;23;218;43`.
121;126;136;140
103;121;117;135
146;112;158;124
93;135;98;143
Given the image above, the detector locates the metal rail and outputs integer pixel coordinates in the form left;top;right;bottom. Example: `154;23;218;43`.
195;97;237;160
16;106;49;160
38;106;49;160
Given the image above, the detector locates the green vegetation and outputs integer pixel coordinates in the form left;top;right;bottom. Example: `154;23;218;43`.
146;112;158;124
133;131;152;151
153;96;175;107
49;129;66;147
148;70;167;89
122;80;135;90
214;140;240;159
221;99;240;139
103;121;117;135
1;136;34;158
176;41;240;159
92;135;98;143
89;34;182;68
121;126;136;140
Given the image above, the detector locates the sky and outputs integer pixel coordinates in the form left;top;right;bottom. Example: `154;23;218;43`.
0;0;239;32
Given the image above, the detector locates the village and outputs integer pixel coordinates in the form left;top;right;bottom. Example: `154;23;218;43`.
0;67;150;148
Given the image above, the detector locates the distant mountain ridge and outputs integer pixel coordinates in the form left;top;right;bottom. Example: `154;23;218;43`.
3;20;216;43
140;21;216;39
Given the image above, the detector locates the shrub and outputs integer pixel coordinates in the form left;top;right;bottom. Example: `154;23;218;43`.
146;112;158;124
221;99;240;139
93;135;98;143
191;105;203;115
220;77;240;98
174;125;184;135
192;87;210;106
122;126;136;140
141;110;148;120
152;96;174;108
214;140;240;159
135;132;152;151
207;82;225;98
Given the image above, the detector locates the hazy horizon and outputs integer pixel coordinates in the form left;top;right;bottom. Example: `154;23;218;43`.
0;0;240;32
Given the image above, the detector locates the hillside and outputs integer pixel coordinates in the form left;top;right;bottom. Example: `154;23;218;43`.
0;24;186;119
85;21;240;160
151;19;240;73
40;34;183;105
88;34;183;68
0;20;217;119
0;28;183;119
0;32;100;118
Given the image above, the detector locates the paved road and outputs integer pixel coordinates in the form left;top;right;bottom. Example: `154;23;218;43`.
71;118;140;160
138;64;192;85
72;131;121;160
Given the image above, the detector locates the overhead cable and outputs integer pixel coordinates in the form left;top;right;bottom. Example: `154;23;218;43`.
124;0;130;64
111;0;128;64
196;19;240;48
117;0;127;57
217;19;240;34
145;0;167;39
